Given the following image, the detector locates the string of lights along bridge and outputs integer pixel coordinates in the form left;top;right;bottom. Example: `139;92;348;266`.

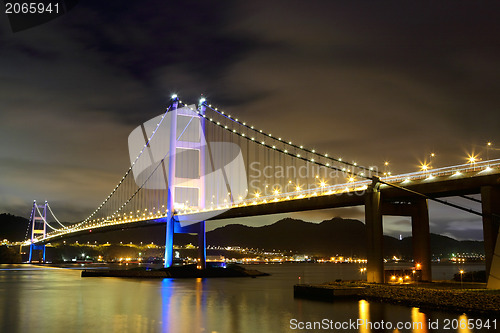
26;96;499;255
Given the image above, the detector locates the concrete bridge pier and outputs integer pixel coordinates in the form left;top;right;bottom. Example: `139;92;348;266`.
365;181;384;283
365;176;433;283
197;221;206;270
164;220;207;269
164;213;175;268
381;199;432;282
411;199;432;281
481;186;500;288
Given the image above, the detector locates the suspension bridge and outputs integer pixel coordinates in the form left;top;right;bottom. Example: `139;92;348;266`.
22;96;500;288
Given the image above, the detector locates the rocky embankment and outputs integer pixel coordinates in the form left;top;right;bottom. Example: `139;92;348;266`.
294;281;500;315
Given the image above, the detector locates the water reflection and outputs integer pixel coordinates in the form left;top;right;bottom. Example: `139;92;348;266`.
0;264;493;333
458;314;472;333
411;307;428;333
359;300;370;333
161;278;174;332
161;278;216;333
357;302;472;333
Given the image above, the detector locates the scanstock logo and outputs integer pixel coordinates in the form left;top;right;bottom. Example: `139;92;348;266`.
128;104;247;226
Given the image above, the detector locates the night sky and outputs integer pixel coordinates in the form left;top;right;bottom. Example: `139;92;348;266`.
1;1;499;240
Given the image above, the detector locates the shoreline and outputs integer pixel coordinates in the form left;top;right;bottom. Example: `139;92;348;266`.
294;281;500;316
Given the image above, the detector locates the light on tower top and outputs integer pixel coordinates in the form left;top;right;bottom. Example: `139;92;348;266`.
199;97;206;104
171;94;178;99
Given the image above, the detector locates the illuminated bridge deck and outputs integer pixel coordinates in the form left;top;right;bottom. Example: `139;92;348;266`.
32;159;500;244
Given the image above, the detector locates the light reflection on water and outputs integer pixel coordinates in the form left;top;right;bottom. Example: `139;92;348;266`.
0;263;492;333
359;300;370;333
411;307;428;333
458;314;473;333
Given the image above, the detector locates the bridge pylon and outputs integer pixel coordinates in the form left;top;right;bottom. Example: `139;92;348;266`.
164;95;207;269
28;200;47;263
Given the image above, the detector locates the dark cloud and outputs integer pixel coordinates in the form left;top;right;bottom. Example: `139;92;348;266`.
1;1;498;240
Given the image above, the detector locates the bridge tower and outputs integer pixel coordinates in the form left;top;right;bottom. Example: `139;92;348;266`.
164;96;207;269
28;200;47;263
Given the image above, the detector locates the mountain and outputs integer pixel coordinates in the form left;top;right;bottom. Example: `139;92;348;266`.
0;213;30;242
396;233;484;258
204;217;395;257
204;217;483;258
206;217;389;256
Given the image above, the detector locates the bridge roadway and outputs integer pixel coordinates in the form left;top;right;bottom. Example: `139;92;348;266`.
37;168;500;240
35;167;499;243
201;169;500;220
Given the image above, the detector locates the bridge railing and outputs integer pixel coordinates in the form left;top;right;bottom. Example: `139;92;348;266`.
110;159;500;216
234;179;372;207
381;159;500;184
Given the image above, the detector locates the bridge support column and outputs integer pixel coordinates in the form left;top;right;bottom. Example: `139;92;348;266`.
171;221;207;269
164;214;174;268
411;199;432;282
481;186;500;288
164;95;178;269
365;182;384;283
28;244;46;263
197;221;206;270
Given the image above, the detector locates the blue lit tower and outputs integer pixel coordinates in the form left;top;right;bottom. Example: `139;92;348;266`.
163;95;207;269
197;97;207;270
28;200;47;263
164;95;178;268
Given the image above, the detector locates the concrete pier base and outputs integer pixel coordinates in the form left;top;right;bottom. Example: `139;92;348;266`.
164;214;175;268
365;187;384;283
482;186;500;288
411;199;432;281
197;221;206;270
382;199;432;282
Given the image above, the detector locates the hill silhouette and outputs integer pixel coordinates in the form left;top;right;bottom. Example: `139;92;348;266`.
203;217;483;258
0;213;30;242
0;213;484;258
205;217;384;256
